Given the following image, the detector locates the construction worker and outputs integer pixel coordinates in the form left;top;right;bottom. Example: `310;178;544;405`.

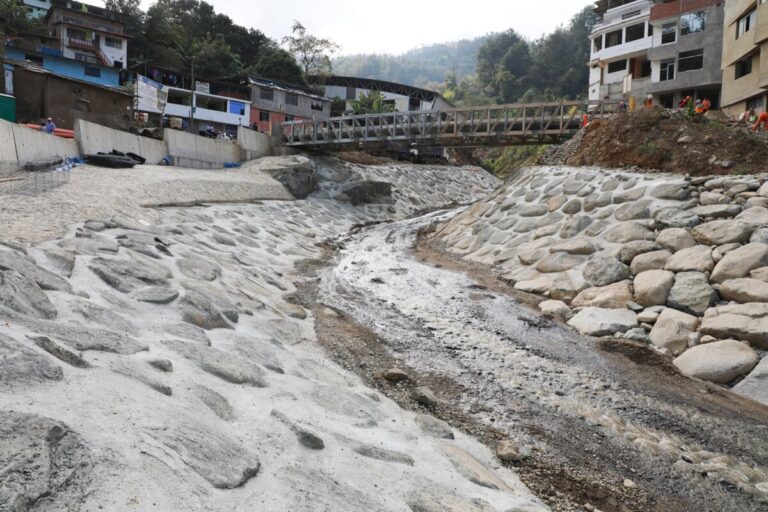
695;99;704;114
644;95;653;110
753;111;768;132
702;98;711;113
42;118;56;134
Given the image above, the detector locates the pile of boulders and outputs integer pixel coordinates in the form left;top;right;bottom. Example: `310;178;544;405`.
432;166;768;400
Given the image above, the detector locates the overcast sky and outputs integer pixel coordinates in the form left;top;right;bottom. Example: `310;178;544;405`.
100;0;594;55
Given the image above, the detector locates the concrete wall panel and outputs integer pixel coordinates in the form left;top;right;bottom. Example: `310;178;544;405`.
75;120;168;165
12;123;78;162
0;119;18;162
237;126;272;160
164;129;243;168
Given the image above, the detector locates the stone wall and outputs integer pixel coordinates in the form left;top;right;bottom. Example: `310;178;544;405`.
433;165;768;403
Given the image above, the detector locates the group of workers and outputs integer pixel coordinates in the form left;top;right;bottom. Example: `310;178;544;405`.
677;95;712;115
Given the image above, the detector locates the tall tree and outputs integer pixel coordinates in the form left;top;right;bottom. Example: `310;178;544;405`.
282;21;339;78
349;90;395;115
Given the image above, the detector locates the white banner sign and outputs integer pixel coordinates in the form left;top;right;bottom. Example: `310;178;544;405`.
136;74;168;114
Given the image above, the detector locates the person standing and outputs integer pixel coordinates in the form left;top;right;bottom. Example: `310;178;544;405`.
702;98;711;113
43;117;56;134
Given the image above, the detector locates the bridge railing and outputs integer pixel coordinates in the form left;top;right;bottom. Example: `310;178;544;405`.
277;101;619;147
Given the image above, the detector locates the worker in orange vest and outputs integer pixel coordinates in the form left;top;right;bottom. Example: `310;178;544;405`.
753;111;768;132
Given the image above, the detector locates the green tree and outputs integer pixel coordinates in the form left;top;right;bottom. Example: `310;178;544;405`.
349;90;395;115
282;21;339;78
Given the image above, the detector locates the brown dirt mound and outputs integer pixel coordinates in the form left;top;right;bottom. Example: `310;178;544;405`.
565;109;768;176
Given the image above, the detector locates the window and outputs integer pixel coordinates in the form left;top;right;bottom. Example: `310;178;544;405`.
605;29;623;48
167;89;192;106
311;102;324;111
681;11;706;35
259;111;270;122
747;96;765;111
75;52;99;65
68;28;87;40
285;115;294;122
647;23;653;37
285;93;299;106
678;49;704;72
661;23;677;44
84;66;101;78
607;60;627;74
660;59;675;81
594;36;603;52
737;9;756;39
104;37;122;49
259;88;274;101
229;101;246;116
736;56;753;79
625;23;645;42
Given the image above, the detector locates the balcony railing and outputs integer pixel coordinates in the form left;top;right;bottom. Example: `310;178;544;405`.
68;37;97;49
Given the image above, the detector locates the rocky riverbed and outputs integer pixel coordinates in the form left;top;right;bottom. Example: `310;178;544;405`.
0;158;551;512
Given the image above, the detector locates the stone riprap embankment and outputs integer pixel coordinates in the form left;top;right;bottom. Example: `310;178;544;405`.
0;160;552;512
431;166;768;402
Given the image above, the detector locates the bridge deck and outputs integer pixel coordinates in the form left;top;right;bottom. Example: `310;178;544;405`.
276;101;618;151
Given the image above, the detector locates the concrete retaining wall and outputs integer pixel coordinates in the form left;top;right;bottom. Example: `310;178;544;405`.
237;126;272;160
164;129;243;169
75;120;167;165
0;118;79;163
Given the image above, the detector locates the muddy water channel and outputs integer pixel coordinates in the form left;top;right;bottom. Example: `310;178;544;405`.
310;209;768;512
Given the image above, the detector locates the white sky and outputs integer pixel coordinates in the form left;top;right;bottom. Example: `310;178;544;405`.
94;0;594;56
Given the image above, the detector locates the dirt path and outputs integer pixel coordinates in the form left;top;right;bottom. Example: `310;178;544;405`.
296;209;768;512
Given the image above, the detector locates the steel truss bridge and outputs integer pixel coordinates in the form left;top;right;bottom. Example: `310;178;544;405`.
276;101;618;151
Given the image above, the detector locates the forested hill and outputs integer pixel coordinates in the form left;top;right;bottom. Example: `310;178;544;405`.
331;36;488;90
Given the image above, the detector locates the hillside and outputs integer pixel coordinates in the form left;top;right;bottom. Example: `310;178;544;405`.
331;36;488;89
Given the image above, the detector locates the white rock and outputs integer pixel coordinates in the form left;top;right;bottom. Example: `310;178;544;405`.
656;228;696;252
719;278;768;303
539;300;572;321
571;281;633;309
710;243;768;283
567;307;638;337
664;245;714;273
630;250;672;275
649;308;699;356
700;303;768;349
634;270;675;307
673;340;758;384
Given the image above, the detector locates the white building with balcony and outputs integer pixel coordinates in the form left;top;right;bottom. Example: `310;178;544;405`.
163;86;251;137
589;0;654;103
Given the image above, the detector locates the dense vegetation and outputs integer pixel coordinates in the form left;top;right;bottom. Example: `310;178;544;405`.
106;0;306;84
332;37;487;90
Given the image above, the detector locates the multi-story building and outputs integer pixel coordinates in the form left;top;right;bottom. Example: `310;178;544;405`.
589;0;724;109
588;0;655;103
318;76;454;115
6;4;127;88
647;0;724;109
249;76;331;133
23;0;53;19
720;0;768;116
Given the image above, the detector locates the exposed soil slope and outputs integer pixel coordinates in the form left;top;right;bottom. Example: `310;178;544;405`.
559;110;768;176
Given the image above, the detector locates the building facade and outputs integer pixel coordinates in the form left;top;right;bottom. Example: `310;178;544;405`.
647;0;724;109
589;0;654;103
249;76;331;133
318;76;454;115
720;0;768;115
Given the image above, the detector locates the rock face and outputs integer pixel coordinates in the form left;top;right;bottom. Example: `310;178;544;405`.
673;340;758;384
734;358;768;406
634;270;674;307
0;333;63;386
262;159;317;199
0;413;92;511
711;243;768;283
649;309;699;355
700;304;768;349
343;181;393;205
567;307;638;337
88;256;171;293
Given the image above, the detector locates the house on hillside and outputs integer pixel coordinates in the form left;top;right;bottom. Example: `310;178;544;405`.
646;0;724;109
720;0;768;116
22;0;108;20
589;0;724;109
318;76;453;115
249;76;331;133
6;3;128;88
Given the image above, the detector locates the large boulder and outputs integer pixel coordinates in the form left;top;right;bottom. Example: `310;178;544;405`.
0;270;57;319
0;333;63;387
691;220;754;246
673;340;758;384
618;240;661;265
689;204;743;219
583;257;630;287
88;256;172;293
630;250;673;275
667;272;718;316
736;206;768;226
535;253;584;273
634;270;674;307
603;222;656;244
649;308;699;355
710;243;768;283
567;307;638;337
719;278;768;303
664;245;714;273
734;358;768;406
571;281;632;309
262;158;317;199
653;208;700;229
656;228;696;252
0;249;72;292
700;303;768;349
